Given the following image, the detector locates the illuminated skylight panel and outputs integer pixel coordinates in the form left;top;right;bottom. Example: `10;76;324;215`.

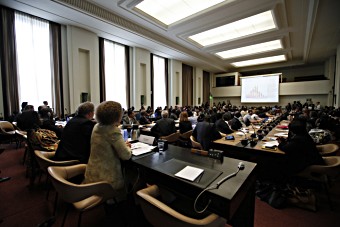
189;11;276;46
216;40;282;59
135;0;225;25
231;55;286;67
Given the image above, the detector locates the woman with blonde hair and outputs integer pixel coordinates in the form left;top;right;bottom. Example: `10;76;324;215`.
179;111;192;134
84;101;132;199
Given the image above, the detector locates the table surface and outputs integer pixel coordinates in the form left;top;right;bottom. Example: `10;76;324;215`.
130;145;257;222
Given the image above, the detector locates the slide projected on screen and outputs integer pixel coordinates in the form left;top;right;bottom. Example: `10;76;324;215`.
241;74;280;103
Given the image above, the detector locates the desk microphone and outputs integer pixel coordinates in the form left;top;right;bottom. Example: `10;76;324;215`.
216;162;245;188
194;162;245;213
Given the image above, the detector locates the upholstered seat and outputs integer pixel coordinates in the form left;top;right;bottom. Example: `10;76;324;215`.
296;156;340;210
316;144;339;156
190;136;203;150
0;121;18;146
137;185;226;227
179;130;193;140
160;131;180;144
48;164;117;227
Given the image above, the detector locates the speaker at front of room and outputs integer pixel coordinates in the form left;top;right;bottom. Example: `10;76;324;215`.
141;95;145;105
81;92;89;102
176;96;179;105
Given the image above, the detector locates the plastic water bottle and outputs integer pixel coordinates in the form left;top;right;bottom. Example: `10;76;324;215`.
123;129;128;141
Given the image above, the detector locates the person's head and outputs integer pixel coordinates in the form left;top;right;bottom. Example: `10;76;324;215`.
140;110;147;117
161;110;169;118
289;118;307;135
128;109;135;118
216;112;223;120
24;105;34;112
96;101;122;125
21;102;28;110
223;112;232;121
43;101;48;106
179;111;189;122
76;102;95;120
40;107;53;119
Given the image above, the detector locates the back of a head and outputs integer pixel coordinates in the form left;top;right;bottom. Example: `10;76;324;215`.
289;118;307;135
77;102;94;117
179;111;188;121
24;105;34;112
161;110;168;118
223;112;232;121
96;101;122;125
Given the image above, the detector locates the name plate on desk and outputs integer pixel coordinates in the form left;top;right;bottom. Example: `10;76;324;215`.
153;158;222;188
139;134;155;145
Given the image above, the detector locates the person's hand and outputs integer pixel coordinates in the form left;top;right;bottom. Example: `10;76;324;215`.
125;141;131;148
277;137;286;143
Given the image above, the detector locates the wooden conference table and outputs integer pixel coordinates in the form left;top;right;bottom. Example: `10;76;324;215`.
129;145;257;227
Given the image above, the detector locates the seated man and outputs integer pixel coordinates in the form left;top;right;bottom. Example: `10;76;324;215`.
54;102;96;163
16;105;41;131
40;107;63;139
122;109;139;126
139;110;151;125
192;115;222;151
215;112;233;135
151;110;176;137
229;111;244;130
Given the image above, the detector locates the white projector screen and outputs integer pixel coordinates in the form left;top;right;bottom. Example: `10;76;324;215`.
241;74;280;103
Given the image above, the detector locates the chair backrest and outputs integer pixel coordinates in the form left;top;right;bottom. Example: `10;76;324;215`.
316;144;339;156
34;150;80;171
180;130;193;140
297;156;340;181
190;136;203;150
48;164;116;204
160;132;180;143
137;185;225;227
0;121;16;134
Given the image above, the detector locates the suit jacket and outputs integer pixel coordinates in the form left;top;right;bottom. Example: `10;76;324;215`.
230;117;243;130
16;111;41;131
139;116;151;125
84;124;131;195
192;121;222;151
215;119;233;134
151;118;176;137
54;115;95;163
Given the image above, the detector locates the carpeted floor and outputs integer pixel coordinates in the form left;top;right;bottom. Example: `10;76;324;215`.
1;143;340;227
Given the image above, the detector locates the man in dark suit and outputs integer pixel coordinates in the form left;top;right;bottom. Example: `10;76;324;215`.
192;115;222;151
230;111;243;130
54;102;96;163
151;110;176;137
215;112;233;134
16;105;41;131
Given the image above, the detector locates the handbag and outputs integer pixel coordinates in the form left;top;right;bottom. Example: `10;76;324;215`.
287;186;317;211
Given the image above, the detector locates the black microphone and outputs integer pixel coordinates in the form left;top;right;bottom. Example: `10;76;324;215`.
216;162;245;188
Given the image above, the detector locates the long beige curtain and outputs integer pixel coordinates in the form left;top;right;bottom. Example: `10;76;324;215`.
182;64;193;106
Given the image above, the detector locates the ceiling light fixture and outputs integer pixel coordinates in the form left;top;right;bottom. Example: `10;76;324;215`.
231;55;286;67
216;40;282;59
189;10;276;46
135;0;226;25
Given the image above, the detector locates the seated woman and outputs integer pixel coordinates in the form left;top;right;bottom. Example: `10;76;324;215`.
179;111;192;134
277;118;324;179
84;101;132;199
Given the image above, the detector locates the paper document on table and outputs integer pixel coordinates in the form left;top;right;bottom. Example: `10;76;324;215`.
175;166;204;182
131;142;156;156
263;141;279;147
274;132;288;138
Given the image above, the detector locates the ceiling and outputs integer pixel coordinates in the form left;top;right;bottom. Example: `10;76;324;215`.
1;0;339;73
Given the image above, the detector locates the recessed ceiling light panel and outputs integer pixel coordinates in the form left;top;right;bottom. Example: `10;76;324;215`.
216;40;282;59
231;55;286;67
135;0;225;25
189;10;277;46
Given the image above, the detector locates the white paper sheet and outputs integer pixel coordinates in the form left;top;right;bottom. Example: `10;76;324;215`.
175;166;204;182
131;142;156;156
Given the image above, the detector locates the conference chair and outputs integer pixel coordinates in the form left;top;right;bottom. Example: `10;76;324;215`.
296;156;340;210
48;164;117;227
0;121;18;146
178;130;193;148
316;144;339;156
137;184;226;227
160;131;180;144
34;150;80;200
190;136;203;150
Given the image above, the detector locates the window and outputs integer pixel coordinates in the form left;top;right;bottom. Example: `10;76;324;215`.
152;55;167;109
14;12;52;110
103;40;128;109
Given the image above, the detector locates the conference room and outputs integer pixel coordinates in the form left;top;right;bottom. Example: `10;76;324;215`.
0;0;340;226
